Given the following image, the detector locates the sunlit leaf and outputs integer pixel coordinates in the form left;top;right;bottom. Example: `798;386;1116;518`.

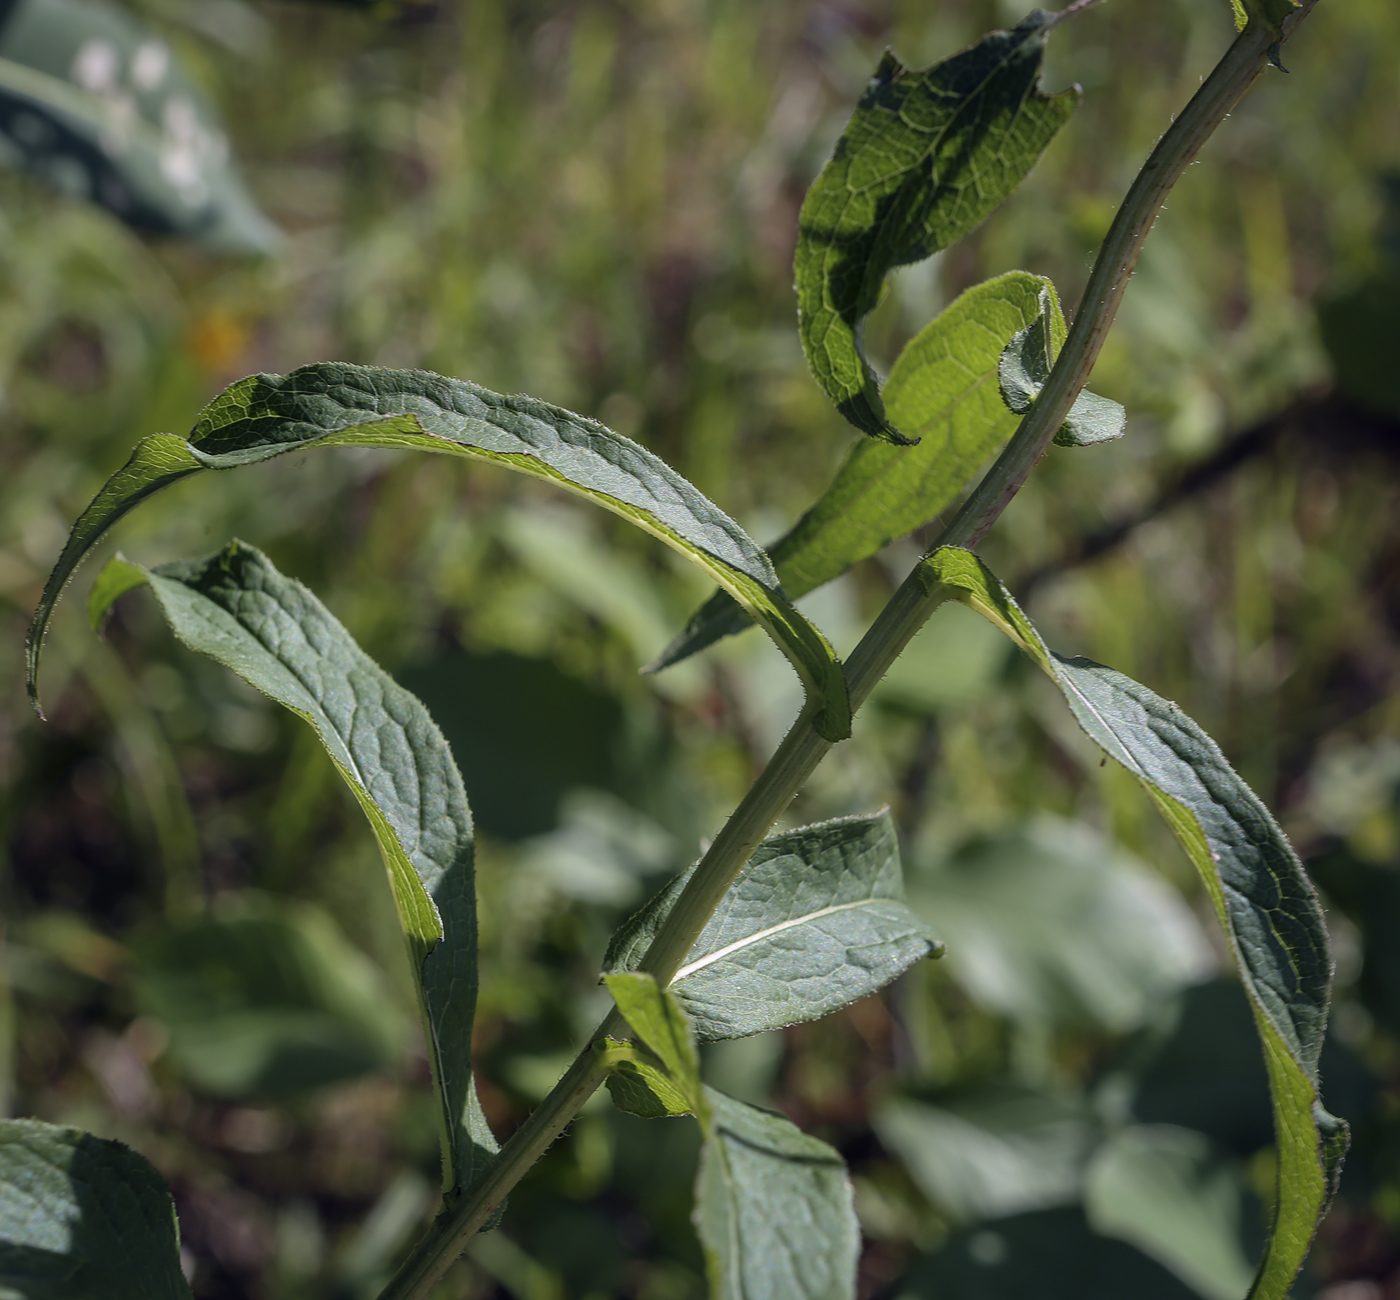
795;13;1078;441
0;0;277;252
87;542;495;1194
605;810;941;1041
0;1118;191;1300
29;362;849;740
650;272;1051;672
920;545;1347;1300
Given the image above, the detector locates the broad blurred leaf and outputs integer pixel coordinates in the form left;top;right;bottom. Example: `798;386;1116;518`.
133;893;403;1097
1084;1125;1258;1300
0;1118;191;1300
794;14;1078;441
1115;978;1275;1157
875;1084;1095;1222
29;362;849;740
520;790;676;907
605;810;941;1041
650;272;1050;672
997;286;1125;447
872;598;1013;713
923;545;1348;1300
910;817;1214;1033
87;542;494;1192
607;974;859;1299
889;1206;1200;1300
0;0;276;252
694;1089;858;1300
400;650;627;843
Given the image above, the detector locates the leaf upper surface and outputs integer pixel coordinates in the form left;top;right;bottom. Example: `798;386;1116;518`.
795;13;1078;441
0;1118;191;1300
920;545;1345;1300
694;1088;859;1300
29;362;848;739
605;810;940;1041
650;273;1049;672
88;542;495;1194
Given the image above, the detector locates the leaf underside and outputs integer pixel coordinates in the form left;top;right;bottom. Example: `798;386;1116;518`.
920;545;1346;1300
997;287;1126;447
605;809;941;1041
88;541;495;1195
0;1118;192;1300
28;361;848;739
651;271;1051;673
795;12;1079;442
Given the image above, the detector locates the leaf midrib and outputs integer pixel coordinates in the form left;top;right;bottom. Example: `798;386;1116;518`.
674;897;890;981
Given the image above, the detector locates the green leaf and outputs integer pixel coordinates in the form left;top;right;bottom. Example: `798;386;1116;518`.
910;817;1214;1033
650;272;1051;672
87;542;494;1195
694;1088;859;1300
603;972;707;1117
0;0;278;252
28;361;849;741
1084;1125;1258;1300
997;287;1126;447
604;810;941;1042
1229;0;1300;36
874;1084;1095;1222
605;975;859;1298
132;893;405;1097
919;545;1347;1300
0;1118;192;1300
794;13;1079;442
596;1040;696;1119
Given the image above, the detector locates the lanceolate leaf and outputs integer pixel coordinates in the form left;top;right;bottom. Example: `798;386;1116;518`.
0;0;277;252
28;362;849;740
795;12;1079;442
605;810;941;1041
694;1089;859;1300
0;1118;192;1300
650;272;1051;672
920;545;1346;1300
605;974;860;1300
997;287;1126;447
87;541;495;1195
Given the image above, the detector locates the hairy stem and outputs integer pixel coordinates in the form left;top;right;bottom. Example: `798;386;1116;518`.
377;15;1306;1298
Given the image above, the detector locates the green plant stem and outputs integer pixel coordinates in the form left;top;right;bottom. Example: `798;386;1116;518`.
377;18;1304;1299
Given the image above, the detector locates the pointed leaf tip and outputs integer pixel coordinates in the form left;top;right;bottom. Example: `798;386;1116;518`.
27;363;849;742
921;545;1345;1297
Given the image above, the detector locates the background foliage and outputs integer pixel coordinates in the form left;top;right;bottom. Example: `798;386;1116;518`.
1;0;1399;1296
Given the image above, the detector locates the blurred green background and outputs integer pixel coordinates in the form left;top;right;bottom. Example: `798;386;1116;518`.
1;0;1399;1296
